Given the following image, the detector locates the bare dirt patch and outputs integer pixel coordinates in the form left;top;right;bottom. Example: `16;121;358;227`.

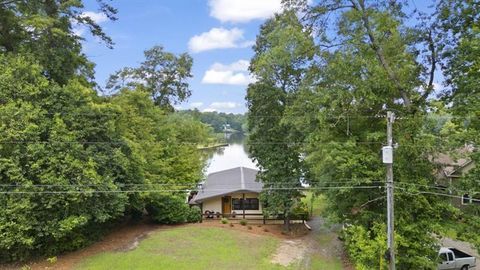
271;217;354;269
271;239;308;266
198;219;309;239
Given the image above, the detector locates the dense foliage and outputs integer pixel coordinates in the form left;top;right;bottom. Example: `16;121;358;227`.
0;0;116;85
246;10;315;230
181;109;247;133
107;46;193;111
247;0;479;268
0;1;209;262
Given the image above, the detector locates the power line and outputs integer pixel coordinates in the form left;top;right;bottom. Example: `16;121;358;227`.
0;140;468;147
395;187;479;202
0;180;385;188
0;185;384;195
395;182;480;197
6;111;476;120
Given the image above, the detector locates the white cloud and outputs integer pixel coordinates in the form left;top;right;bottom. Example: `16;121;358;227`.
202;60;256;85
209;0;282;23
202;108;217;112
203;101;240;112
188;28;253;53
72;11;108;37
210;102;238;109
80;11;109;24
190;102;204;108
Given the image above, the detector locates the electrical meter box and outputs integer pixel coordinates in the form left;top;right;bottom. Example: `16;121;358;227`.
382;146;393;164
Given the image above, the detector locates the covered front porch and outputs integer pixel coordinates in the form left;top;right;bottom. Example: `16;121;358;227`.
200;192;263;220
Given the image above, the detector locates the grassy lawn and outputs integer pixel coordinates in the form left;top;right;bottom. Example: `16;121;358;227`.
307;233;344;270
75;226;286;270
301;192;345;270
303;192;327;217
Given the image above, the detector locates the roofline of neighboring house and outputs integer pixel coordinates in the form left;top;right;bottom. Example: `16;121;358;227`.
445;159;474;177
190;189;261;204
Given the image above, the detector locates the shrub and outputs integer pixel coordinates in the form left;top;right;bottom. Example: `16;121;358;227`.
343;222;387;270
247;226;252;230
46;256;57;264
291;202;310;221
186;206;202;223
146;194;189;224
221;218;228;224
230;223;234;227
240;219;247;226
263;228;269;232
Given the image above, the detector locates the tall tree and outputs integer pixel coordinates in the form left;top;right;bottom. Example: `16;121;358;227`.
0;54;132;261
0;0;117;85
107;45;193;110
247;10;315;230
436;0;480;244
279;0;455;268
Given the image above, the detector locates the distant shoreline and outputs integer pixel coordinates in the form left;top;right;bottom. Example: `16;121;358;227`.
197;143;229;150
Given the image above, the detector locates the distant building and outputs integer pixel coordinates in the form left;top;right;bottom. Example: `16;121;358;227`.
433;146;477;206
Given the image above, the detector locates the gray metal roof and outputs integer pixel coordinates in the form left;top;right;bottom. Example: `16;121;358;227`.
191;167;261;203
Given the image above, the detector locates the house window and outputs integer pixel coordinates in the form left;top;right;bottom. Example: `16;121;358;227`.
232;199;242;210
243;198;259;210
232;198;260;210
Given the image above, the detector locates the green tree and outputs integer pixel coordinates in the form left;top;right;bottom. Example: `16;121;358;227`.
180;110;247;133
107;45;193;110
246;10;315;231
0;0;117;85
436;0;480;247
0;54;132;261
110;89;209;218
277;0;454;268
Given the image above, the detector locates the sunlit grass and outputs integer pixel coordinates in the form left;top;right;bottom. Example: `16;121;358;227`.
303;192;327;217
76;226;286;270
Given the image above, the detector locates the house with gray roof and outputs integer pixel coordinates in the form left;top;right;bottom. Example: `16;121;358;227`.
189;167;263;219
433;146;477;206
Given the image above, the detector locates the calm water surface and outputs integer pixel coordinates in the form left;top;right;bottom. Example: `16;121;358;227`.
205;133;257;174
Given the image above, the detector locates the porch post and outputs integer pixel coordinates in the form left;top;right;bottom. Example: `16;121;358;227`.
200;203;203;223
242;193;245;219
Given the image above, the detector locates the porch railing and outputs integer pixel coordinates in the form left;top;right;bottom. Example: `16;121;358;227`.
200;212;307;224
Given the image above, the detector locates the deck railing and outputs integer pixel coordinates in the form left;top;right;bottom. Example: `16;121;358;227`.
200;212;306;224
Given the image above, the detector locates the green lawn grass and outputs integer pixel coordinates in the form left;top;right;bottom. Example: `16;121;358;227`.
301;192;345;270
303;192;327;217
75;226;287;270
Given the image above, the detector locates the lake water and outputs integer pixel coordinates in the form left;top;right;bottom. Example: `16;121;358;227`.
205;133;257;174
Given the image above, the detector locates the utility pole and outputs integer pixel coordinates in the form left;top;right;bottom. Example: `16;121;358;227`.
383;111;395;270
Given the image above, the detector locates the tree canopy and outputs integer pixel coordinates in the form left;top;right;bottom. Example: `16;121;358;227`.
107;46;193;111
247;0;480;268
0;1;209;262
247;10;316;230
180;109;247;133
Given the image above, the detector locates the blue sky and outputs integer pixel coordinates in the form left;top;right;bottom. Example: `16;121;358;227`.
80;0;440;114
80;0;284;114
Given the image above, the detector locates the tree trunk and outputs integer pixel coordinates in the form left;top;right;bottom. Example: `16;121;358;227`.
283;213;290;231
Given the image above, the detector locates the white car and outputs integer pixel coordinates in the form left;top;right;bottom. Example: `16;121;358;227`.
438;247;476;270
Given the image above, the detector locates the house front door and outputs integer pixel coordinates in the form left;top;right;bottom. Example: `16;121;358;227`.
222;196;231;215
